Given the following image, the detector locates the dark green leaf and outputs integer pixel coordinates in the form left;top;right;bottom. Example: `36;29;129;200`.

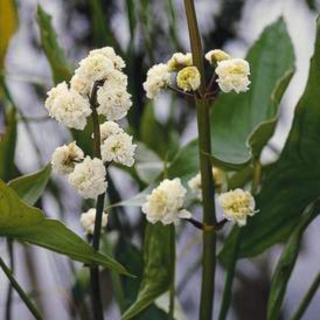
115;238;168;319
36;5;72;84
89;0;120;50
220;16;320;263
122;223;173;319
267;204;319;320
211;17;295;164
0;105;17;181
8;164;51;205
0;179;129;275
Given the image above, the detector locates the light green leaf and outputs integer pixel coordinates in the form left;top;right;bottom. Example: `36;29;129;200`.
211;17;295;164
249;68;294;158
122;223;173;319
36;5;72;84
0;179;129;275
220;16;320;262
8;164;51;205
267;203;319;320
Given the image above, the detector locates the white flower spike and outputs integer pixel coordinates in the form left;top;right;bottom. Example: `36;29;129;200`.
143;63;172;99
80;208;108;235
99;121;124;142
70;54;114;96
215;58;251;93
51;142;84;175
142;178;192;225
96;70;132;120
101;132;136;167
68;156;107;199
45;82;91;130
218;188;257;226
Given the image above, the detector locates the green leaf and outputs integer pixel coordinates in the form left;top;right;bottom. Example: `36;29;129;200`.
167;140;199;182
36;5;72;84
0;105;17;181
267;204;319;320
0;179;129;275
248;68;294;158
140;102;176;159
220;16;320;263
89;0;120;50
211;17;295;164
8;164;51;205
122;223;173;319
115;239;168;319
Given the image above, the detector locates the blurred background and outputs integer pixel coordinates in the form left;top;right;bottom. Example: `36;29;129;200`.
0;0;320;319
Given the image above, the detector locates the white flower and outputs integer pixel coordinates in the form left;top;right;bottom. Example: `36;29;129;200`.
188;167;223;198
176;66;201;92
143;63;171;99
218;188;257;226
167;52;192;71
80;208;108;235
45;82;91;130
142;178;192;225
68;156;107;199
101;132;136;167
70;53;114;95
205;49;231;64
96;70;132;120
215;58;250;93
99;121;124;142
51;142;84;175
89;46;125;70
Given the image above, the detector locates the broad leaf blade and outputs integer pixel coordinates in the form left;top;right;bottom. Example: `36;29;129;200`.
122;223;173;319
267;204;319;320
36;5;72;84
211;17;295;164
0;180;129;275
8;164;51;205
220;16;320;263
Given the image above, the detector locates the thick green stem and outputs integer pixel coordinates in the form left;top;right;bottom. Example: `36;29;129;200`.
184;1;217;319
0;257;43;320
89;81;106;320
291;272;320;320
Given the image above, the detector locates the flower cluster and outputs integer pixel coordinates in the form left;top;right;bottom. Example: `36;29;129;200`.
143;49;250;99
218;188;257;226
142;178;192;225
46;47;136;203
142;175;256;227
